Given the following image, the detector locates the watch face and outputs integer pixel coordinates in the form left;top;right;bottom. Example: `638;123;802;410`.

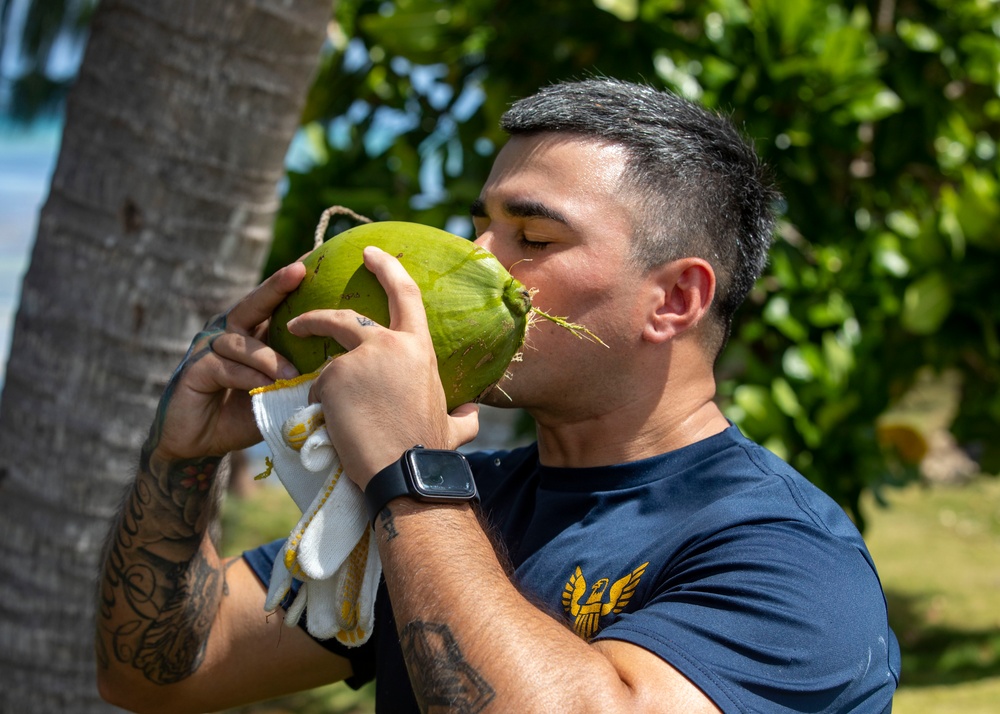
407;450;476;498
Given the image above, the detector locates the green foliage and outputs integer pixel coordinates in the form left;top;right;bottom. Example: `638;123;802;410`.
0;0;95;121
696;0;1000;525
271;0;1000;527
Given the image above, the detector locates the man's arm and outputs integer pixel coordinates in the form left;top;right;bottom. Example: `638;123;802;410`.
95;263;353;714
296;247;721;713
95;445;227;691
371;501;719;714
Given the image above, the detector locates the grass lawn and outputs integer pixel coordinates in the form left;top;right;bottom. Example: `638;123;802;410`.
220;470;1000;713
862;476;1000;713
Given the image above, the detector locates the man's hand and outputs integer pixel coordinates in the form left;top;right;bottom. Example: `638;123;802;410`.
96;260;366;714
146;262;307;463
286;246;480;488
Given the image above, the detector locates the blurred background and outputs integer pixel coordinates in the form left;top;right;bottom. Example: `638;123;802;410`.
0;1;997;712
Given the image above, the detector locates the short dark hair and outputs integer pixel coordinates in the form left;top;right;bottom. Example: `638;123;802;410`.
500;78;780;355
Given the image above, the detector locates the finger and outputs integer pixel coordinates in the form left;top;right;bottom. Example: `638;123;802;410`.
448;403;480;448
209;331;299;382
362;246;429;335
286;308;377;352
175;344;276;400
202;357;276;396
249;323;300;378
227;262;307;335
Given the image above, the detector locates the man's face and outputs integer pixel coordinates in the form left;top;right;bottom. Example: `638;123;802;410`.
471;133;652;418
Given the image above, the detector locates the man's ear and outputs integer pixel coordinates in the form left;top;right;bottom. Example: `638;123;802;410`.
643;258;716;344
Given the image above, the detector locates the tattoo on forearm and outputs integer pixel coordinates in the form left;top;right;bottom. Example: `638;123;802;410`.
400;621;495;714
379;506;400;541
129;550;219;683
97;453;225;683
356;316;376;327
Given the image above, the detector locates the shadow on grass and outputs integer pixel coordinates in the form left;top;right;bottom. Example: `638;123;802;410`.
887;590;1000;687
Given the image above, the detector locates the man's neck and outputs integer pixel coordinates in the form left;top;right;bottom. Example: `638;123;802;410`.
532;388;729;469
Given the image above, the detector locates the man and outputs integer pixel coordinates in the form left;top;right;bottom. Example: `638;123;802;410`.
96;78;900;713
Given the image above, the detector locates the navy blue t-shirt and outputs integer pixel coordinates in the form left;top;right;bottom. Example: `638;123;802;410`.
244;425;900;713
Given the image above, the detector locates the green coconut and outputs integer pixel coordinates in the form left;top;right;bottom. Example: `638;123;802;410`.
268;220;535;411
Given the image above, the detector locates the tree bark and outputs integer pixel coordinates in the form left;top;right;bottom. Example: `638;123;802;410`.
0;1;330;710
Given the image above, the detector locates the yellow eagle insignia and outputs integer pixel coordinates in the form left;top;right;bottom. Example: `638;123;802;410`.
561;562;649;640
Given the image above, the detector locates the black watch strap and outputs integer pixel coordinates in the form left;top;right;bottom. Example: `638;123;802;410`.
365;455;411;526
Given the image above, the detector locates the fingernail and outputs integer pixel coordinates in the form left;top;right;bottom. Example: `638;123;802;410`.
279;364;299;380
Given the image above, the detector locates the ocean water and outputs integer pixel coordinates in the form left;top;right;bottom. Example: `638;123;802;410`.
0;119;61;390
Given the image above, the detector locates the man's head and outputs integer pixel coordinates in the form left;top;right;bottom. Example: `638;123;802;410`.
499;78;780;356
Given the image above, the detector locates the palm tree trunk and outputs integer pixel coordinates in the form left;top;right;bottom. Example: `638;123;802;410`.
0;1;330;710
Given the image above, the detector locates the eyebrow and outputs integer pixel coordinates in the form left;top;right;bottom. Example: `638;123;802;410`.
469;197;570;225
469;198;488;218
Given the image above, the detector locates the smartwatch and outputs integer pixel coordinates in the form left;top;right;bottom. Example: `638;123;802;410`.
365;446;478;526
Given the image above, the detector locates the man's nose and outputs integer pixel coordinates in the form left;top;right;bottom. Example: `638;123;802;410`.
478;237;518;275
472;231;493;251
473;231;508;267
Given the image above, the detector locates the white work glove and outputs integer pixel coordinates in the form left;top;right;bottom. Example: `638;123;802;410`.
251;374;382;646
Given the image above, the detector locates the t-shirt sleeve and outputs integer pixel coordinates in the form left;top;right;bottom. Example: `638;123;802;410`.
242;540;377;690
591;520;899;713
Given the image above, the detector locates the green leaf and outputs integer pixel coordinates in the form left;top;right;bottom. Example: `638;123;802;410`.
818;21;882;82
782;345;817;381
594;0;638;22
358;1;465;64
807;290;852;327
897;19;944;52
763;295;808;341
941;168;1000;251
772;377;803;417
834;83;903;123
821;330;855;386
816;392;860;432
729;384;784;436
902;272;953;335
872;231;910;278
751;0;814;54
886;210;921;239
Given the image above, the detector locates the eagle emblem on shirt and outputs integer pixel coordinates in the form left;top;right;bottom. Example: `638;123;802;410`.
562;562;649;640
